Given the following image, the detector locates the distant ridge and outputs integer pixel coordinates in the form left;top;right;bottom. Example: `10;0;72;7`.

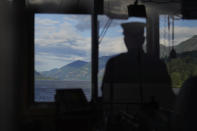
41;60;90;81
63;60;88;68
160;35;197;57
39;56;112;81
35;70;42;77
35;70;55;80
175;35;197;53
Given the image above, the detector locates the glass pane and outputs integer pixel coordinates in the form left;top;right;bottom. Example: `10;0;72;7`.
34;14;91;102
160;15;197;93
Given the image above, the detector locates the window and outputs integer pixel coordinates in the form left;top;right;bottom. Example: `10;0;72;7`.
160;15;197;92
34;14;91;102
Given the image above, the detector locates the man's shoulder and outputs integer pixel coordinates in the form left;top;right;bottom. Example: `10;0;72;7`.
107;53;127;63
143;55;165;64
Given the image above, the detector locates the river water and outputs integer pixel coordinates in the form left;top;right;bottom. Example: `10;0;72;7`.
35;80;180;102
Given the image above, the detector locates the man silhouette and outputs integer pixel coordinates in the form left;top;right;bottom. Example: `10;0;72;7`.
102;22;175;112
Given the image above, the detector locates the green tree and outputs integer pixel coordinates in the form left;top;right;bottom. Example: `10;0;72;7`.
170;72;182;88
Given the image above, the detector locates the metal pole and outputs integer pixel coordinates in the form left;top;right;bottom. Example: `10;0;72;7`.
146;10;160;59
91;0;99;102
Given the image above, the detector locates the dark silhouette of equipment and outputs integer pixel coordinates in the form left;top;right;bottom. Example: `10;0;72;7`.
55;89;93;131
182;0;197;19
169;48;177;59
169;16;177;59
128;0;147;18
173;76;197;131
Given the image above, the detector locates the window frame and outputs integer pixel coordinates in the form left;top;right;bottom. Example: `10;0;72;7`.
23;12;56;113
28;13;94;107
22;0;102;115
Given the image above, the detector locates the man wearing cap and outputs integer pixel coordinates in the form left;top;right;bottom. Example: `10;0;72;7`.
102;22;175;113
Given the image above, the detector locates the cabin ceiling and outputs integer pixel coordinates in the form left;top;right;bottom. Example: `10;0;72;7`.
26;0;182;18
104;0;182;19
26;0;94;14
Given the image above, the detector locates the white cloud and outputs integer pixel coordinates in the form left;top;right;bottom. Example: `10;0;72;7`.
35;17;59;26
35;20;91;52
160;26;197;46
99;37;127;56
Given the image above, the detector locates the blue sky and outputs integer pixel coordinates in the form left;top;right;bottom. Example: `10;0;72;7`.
35;14;197;72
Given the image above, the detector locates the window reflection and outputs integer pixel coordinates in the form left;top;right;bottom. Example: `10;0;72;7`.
160;15;197;89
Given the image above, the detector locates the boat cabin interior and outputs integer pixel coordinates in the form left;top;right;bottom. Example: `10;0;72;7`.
1;0;197;131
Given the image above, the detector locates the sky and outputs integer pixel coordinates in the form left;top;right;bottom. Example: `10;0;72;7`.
35;14;197;72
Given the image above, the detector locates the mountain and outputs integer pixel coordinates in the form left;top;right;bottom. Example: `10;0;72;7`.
160;35;197;57
35;70;56;80
40;68;59;77
39;56;112;81
65;60;87;68
175;35;197;53
41;60;90;81
35;71;42;78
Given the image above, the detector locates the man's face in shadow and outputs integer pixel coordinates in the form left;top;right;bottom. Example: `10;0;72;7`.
123;33;145;51
121;22;145;52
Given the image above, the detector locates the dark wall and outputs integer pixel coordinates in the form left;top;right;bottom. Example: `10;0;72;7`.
0;1;20;131
0;0;26;131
